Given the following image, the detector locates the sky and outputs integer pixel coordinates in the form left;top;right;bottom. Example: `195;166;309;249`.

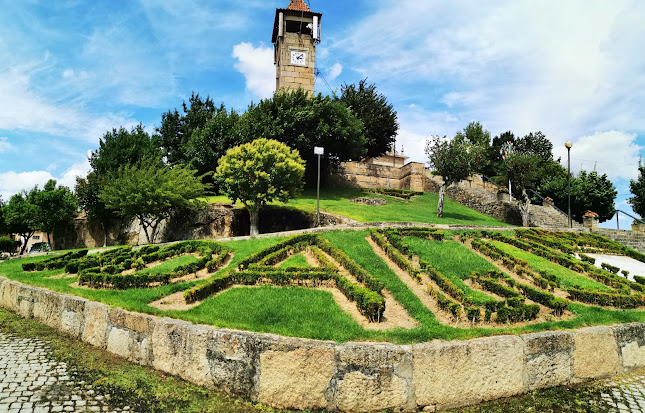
0;0;643;229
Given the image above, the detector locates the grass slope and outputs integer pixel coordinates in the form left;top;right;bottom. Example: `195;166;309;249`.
204;187;510;227
3;229;645;343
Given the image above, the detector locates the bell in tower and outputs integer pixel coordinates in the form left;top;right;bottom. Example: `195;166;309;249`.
272;0;322;95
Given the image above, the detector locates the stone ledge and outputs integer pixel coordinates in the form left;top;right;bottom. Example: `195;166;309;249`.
1;276;645;412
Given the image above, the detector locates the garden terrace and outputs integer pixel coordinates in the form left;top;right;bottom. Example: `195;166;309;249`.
4;228;645;343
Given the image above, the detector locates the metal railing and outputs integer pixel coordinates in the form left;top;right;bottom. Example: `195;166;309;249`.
480;175;502;191
526;189;569;218
615;209;645;230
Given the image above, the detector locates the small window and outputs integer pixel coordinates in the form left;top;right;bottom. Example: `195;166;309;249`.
33;236;40;240
285;20;312;36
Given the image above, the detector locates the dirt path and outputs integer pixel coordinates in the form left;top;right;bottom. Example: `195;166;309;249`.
366;236;473;328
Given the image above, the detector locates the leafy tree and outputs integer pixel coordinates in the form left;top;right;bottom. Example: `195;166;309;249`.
99;159;207;244
75;173;115;247
3;191;39;254
456;121;491;148
157;93;217;166
629;160;645;219
0;237;17;255
485;131;515;178
503;153;542;226
339;79;399;158
540;169;617;223
238;89;365;186
515;131;553;161
90;124;162;177
183;106;242;187
0;196;6;235
31;180;77;249
425;135;479;217
215;139;305;236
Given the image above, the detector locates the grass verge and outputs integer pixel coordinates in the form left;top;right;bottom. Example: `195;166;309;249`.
0;307;290;413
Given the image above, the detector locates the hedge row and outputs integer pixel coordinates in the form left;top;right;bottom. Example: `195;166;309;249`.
475;277;522;300
237;234;319;270
384;227;445;241
365;187;424;199
513;280;569;316
370;230;421;282
420;259;466;303
567;287;644;309
185;233;386;322
436;291;462;318
22;249;89;272
76;240;230;289
496;303;540;323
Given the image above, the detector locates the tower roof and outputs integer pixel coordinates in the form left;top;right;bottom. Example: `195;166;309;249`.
286;0;311;12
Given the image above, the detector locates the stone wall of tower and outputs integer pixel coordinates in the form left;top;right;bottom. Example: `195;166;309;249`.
276;32;316;94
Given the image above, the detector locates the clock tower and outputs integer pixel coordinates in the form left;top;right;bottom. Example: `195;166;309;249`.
272;0;322;94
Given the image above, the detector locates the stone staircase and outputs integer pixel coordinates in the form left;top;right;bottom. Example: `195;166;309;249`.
424;173;584;230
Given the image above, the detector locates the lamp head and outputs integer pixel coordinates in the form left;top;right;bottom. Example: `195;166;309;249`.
565;141;573;149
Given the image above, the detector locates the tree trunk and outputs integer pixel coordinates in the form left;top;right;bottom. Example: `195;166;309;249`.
140;217;152;245
46;232;52;251
101;221;107;247
249;208;260;236
519;189;531;227
19;231;34;255
437;184;445;218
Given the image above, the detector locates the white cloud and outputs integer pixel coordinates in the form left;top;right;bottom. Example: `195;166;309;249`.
553;131;642;181
331;0;645;163
0;158;90;200
232;42;275;99
327;63;343;81
0;171;54;200
0;137;13;153
0;63;138;143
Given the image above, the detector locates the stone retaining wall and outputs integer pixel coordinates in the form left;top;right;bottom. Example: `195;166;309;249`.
2;277;645;412
593;228;645;254
334;161;426;192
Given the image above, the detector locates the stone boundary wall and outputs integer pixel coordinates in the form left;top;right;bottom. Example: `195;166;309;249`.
2;277;645;412
593;228;645;254
334;161;426;192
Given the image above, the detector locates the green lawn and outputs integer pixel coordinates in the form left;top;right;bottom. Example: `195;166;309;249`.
279;253;310;268
404;237;499;305
204;187;511;227
3;229;645;344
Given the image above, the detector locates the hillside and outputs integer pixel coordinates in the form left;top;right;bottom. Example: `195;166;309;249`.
3;227;645;344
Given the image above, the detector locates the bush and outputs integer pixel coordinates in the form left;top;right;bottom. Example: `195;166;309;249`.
0;237;18;254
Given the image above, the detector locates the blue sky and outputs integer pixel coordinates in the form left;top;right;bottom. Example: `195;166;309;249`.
0;0;644;229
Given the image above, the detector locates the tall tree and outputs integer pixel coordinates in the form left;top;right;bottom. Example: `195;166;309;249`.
3;191;39;255
238;89;365;186
503;153;542;226
31;180;78;249
629;160;645;219
75;173;115;247
539;169;617;223
215;139;305;236
339;79;399;158
90;124;161;177
425;135;479;217
99;159;207;244
515;131;553;161
157;93;217;166
0;196;6;235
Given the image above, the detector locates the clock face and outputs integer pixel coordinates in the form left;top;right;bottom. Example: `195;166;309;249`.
291;51;306;66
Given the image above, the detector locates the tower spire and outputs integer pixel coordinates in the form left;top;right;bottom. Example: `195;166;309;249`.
286;0;311;12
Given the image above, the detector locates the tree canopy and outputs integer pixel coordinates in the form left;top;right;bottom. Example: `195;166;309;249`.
629;160;645;219
425;135;479;217
339;79;399;158
215;138;305;236
239;89;365;186
503;153;543;226
90;125;162;177
31;180;77;248
99;159;207;244
3;191;39;254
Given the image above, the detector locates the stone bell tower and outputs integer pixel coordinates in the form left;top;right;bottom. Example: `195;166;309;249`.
272;0;322;94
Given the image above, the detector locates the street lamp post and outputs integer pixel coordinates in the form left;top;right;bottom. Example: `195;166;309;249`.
565;141;573;228
314;146;324;227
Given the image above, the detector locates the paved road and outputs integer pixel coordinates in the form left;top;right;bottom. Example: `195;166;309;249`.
0;333;126;413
